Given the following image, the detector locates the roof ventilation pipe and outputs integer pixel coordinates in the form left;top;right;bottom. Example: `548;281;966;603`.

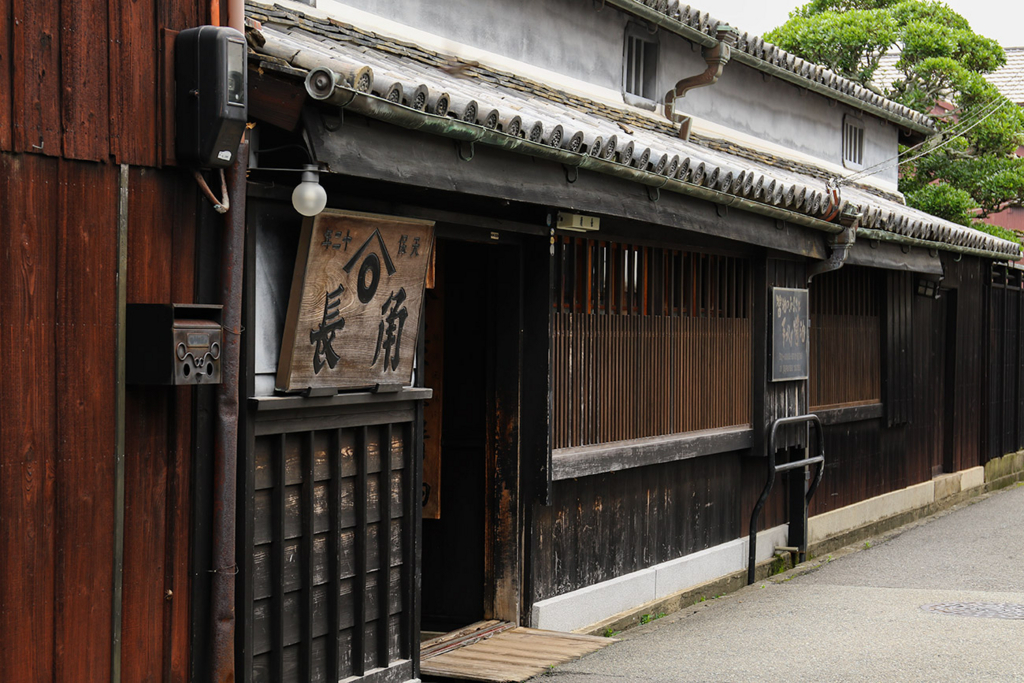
664;25;738;137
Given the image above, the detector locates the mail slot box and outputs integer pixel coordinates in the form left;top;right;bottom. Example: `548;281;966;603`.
127;304;224;385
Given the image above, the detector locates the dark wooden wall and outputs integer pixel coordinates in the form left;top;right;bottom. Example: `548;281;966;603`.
529;449;787;603
987;264;1024;461
0;1;208;681
531;254;1005;607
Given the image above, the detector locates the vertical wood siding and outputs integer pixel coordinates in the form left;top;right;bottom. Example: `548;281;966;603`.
1;1;206;679
0;153;60;683
0;154;198;683
987;264;1024;461
1;0;205;166
122;167;197;683
0;0;13;150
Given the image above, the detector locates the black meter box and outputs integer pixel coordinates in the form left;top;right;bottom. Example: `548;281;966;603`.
127;304;224;385
175;26;247;168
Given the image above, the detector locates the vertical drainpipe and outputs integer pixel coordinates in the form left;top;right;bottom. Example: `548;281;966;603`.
111;163;129;683
211;2;247;683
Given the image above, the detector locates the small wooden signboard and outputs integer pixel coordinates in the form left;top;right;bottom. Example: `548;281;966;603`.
277;210;435;392
771;287;809;382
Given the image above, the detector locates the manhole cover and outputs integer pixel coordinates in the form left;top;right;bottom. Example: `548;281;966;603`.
921;602;1024;620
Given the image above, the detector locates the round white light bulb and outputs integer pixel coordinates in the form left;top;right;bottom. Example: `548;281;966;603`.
291;168;327;216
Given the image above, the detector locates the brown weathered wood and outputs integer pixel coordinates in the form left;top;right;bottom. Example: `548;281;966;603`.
487;247;522;623
0;0;13;150
114;0;159;165
11;0;61;154
59;0;109;160
249;66;308;131
552;238;751;449
420;625;612;683
551;425;753;479
277;210;435;392
55;159;118;679
251;571;403;656
0;153;59;683
421;249;444;519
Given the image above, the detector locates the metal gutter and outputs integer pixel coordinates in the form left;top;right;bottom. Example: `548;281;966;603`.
603;0;935;136
857;228;1016;262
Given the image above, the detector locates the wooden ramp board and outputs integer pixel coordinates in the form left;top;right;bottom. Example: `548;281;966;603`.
421;621;615;682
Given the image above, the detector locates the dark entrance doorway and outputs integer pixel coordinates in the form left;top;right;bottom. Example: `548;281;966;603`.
910;287;956;477
420;237;522;632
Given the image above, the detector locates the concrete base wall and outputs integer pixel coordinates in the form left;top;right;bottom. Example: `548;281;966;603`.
531;525;788;632
542;453;1024;636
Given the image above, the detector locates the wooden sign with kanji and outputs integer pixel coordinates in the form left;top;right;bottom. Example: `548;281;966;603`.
277;210;435;392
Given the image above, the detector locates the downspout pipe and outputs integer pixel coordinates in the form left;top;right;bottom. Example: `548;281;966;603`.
664;26;736;133
602;0;934;136
808;186;858;283
210;3;246;683
807;223;857;283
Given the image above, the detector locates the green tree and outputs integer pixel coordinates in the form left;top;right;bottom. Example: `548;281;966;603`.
765;0;1024;242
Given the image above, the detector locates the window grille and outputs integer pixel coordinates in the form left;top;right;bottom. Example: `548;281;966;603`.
809;266;881;409
552;237;752;448
623;27;658;101
843;116;865;169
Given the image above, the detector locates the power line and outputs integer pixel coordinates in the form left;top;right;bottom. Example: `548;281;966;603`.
839;92;1014;186
836;66;1024;186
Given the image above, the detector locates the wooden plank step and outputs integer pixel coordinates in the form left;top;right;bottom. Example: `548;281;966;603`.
420;624;615;682
421;621;516;659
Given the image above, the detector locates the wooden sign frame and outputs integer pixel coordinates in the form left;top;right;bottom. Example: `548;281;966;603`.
771;286;809;382
277;209;435;392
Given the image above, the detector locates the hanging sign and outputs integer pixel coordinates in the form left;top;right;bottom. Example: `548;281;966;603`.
277;210;435;392
771;287;809;382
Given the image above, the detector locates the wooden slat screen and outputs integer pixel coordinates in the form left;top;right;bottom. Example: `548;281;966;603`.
809;266;881;409
249;423;413;683
552;237;751;449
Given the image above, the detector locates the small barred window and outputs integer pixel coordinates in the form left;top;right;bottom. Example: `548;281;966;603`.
843;115;865;169
623;25;658;102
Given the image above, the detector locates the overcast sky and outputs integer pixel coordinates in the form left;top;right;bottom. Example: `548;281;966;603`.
708;0;1024;48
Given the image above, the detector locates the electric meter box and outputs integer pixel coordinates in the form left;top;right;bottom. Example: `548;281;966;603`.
175;25;248;168
127;304;224;385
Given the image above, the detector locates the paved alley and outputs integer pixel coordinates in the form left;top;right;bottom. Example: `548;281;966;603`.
543;483;1024;683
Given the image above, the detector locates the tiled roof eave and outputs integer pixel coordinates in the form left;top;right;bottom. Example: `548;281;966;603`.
604;0;935;135
299;71;847;237
246;8;1020;260
277;61;1019;260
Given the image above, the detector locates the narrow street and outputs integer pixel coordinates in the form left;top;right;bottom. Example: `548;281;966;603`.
545;483;1024;682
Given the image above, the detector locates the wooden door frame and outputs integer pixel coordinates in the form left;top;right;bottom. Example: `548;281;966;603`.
942;288;958;474
482;241;523;624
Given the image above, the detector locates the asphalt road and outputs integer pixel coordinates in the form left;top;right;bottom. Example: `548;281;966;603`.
542;483;1024;683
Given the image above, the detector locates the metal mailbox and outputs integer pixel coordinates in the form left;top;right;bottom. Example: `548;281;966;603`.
127;304;224;385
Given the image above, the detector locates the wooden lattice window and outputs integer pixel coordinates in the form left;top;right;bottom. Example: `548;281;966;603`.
552;237;752;449
809;266;881;409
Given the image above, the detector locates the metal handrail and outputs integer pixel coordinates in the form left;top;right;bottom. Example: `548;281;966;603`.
747;414;825;584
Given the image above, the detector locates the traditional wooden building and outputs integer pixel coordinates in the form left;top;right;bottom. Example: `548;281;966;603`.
3;1;1024;683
